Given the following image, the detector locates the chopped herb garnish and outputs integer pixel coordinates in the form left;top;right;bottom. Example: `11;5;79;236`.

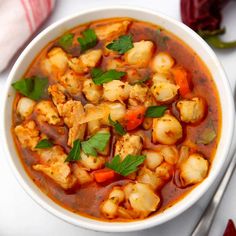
91;68;126;85
105;154;146;176
196;120;216;145
35;139;53;149
65;139;81;162
12;76;48;101
58;33;74;50
145;106;167;118
77;28;98;52
108;115;126;136
81;133;110;156
132;76;151;85
106;35;133;54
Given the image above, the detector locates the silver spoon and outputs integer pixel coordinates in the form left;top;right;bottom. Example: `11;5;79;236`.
191;150;236;236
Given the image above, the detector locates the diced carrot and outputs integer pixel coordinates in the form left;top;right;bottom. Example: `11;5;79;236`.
124;106;146;131
172;66;191;97
93;169;115;183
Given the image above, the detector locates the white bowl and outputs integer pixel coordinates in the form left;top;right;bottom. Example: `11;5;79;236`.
2;6;235;233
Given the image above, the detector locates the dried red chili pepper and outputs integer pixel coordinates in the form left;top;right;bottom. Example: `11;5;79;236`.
181;0;236;49
181;0;230;31
223;219;236;236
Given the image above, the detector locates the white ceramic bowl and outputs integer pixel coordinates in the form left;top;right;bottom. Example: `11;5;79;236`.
2;6;235;233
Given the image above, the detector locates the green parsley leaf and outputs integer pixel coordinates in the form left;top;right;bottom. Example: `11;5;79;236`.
106;154;146;176
81;133;110;156
91;68;103;78
91;68;126;85
131;76;151;85
77;28;98;53
12;76;48;101
58;33;74;50
106;35;133;54
145;106;167;118
65;139;81;162
35;139;53;149
108;115;126;136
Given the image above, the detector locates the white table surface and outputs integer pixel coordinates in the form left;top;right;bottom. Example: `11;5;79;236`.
1;0;236;235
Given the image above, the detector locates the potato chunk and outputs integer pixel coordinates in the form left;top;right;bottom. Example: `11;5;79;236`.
17;97;36;119
160;146;179;165
155;162;173;181
125;183;160;218
180;153;209;186
101;102;126;125
33;146;76;189
151;52;175;73
152;113;183;145
58;69;83;96
109;187;125;203
137;167;162;190
128;84;148;106
80;152;105;170
95;21;130;40
80;49;102;67
101;198;119;219
177;97;206;123
41;47;68;76
68;57;88;74
14;120;39;150
103;80;130;102
57;100;86;146
151;73;179;103
125;41;154;67
115;133;143;160
142;150;163;170
82;79;103;104
35;100;61;125
101;186;125;219
72;164;93;185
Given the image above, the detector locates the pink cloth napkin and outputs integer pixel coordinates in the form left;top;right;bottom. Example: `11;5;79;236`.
0;0;55;72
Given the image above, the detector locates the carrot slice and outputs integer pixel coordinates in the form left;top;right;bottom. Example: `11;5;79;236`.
93;169;115;183
124;106;146;131
172;66;191;97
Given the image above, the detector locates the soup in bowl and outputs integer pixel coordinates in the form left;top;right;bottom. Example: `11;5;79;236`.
2;6;234;232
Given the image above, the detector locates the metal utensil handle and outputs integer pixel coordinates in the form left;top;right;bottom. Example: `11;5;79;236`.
191;151;236;236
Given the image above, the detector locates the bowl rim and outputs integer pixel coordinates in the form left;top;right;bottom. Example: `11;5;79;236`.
2;5;235;233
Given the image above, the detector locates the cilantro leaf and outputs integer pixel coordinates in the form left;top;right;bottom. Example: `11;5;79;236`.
106;35;133;54
58;33;74;50
77;29;98;53
65;139;81;162
108;115;126;136
81;133;110;156
145;106;167;118
35;139;53;149
106;154;146;176
91;68;126;85
12;76;48;101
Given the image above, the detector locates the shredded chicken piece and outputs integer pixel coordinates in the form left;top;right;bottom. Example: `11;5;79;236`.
34;146;76;189
14;120;40;150
57;100;86;146
115;133;143;160
35;100;61;125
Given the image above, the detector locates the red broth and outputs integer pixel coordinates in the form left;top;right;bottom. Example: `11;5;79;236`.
12;18;221;221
